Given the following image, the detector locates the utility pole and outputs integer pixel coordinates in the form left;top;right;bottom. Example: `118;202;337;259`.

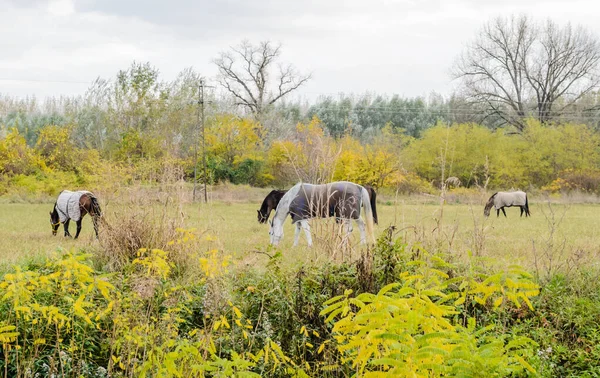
200;80;208;203
193;83;200;202
192;79;212;203
193;80;209;203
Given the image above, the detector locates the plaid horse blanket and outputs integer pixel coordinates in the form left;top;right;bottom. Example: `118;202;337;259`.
56;190;92;223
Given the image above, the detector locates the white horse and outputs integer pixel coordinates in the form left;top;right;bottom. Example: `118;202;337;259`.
269;181;375;246
484;191;530;217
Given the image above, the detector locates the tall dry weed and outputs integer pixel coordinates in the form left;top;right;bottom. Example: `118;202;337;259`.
94;190;196;272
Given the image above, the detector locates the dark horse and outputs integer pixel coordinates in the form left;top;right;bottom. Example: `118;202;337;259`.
50;190;102;239
257;190;287;223
258;186;378;224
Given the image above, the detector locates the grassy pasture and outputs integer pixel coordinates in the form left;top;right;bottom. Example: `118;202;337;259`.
1;197;598;272
0;193;599;376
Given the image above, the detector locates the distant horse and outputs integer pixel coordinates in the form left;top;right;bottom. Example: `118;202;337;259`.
445;176;461;188
258;186;378;225
484;191;530;218
258;190;287;223
50;190;102;239
269;181;375;247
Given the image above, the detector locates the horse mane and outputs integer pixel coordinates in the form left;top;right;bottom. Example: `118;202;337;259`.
50;202;59;219
260;190;285;211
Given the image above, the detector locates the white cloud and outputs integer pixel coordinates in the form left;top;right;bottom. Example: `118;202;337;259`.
47;0;75;17
0;0;599;101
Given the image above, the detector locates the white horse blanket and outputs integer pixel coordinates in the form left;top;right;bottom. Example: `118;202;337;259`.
56;190;91;223
492;191;527;209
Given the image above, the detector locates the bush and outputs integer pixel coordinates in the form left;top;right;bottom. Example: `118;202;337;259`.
543;169;600;194
0;128;42;176
97;206;180;271
519;270;600;376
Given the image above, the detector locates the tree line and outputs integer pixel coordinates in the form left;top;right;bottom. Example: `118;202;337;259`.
2;14;600;196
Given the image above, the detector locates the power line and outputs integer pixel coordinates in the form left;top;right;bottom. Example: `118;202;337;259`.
1;77;597;107
0;78;92;85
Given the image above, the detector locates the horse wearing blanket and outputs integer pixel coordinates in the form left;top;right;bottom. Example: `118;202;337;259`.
258;186;378;225
50;190;102;239
269;181;375;246
484;191;530;218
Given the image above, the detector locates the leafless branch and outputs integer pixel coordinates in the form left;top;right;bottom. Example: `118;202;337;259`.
453;15;600;130
213;40;311;117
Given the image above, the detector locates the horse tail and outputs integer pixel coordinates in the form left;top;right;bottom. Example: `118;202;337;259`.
361;187;375;244
525;193;530;216
368;186;378;225
90;195;102;217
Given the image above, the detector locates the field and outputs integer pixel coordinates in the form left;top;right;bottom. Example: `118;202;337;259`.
2;195;598;271
1;190;600;376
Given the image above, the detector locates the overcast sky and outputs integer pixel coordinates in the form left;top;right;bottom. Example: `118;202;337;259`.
1;0;599;102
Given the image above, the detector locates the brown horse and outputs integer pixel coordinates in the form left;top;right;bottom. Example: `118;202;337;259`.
258;186;378;224
50;190;102;239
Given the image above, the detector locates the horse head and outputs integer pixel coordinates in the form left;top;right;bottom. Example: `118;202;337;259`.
258;190;287;224
483;193;497;217
49;208;60;236
257;209;268;223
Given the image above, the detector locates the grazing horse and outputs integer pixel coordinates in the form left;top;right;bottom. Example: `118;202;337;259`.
258;190;287;223
269;181;375;247
445;176;461;188
484;191;530;218
50;190;102;239
258;185;378;225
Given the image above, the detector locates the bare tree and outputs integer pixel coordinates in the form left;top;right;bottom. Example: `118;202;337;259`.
214;40;311;117
454;15;600;131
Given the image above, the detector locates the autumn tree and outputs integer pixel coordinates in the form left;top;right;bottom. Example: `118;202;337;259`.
267;116;339;186
214;41;311;118
454;15;600;131
0;128;40;175
204;115;268;186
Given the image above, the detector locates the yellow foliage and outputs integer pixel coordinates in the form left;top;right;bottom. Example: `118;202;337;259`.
206;114;263;165
321;255;539;377
267;116;339;185
333;133;401;188
0;128;42;175
133;248;173;280
199;249;231;279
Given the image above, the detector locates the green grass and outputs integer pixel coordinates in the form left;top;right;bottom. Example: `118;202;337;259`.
1;199;599;271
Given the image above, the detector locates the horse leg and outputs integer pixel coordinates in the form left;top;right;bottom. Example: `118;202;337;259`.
501;208;507;217
74;219;82;239
357;217;366;244
496;209;500;217
520;206;524;217
301;220;312;247
64;219;71;237
345;219;353;234
293;222;302;247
